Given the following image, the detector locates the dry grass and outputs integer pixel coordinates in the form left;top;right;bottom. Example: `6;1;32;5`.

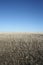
0;33;43;65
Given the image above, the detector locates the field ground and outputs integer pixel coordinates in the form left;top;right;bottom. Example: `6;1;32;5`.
0;33;43;65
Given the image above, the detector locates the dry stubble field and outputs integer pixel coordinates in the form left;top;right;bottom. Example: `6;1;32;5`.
0;32;43;65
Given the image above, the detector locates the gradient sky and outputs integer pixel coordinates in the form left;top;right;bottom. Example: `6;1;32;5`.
0;0;43;32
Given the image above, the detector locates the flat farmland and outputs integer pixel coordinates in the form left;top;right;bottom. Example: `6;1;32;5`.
0;33;43;65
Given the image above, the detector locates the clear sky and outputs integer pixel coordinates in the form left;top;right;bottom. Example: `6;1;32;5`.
0;0;43;32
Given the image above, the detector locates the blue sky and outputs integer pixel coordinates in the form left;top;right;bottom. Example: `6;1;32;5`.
0;0;43;32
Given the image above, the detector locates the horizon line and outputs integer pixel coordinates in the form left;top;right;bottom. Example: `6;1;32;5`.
0;32;43;34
